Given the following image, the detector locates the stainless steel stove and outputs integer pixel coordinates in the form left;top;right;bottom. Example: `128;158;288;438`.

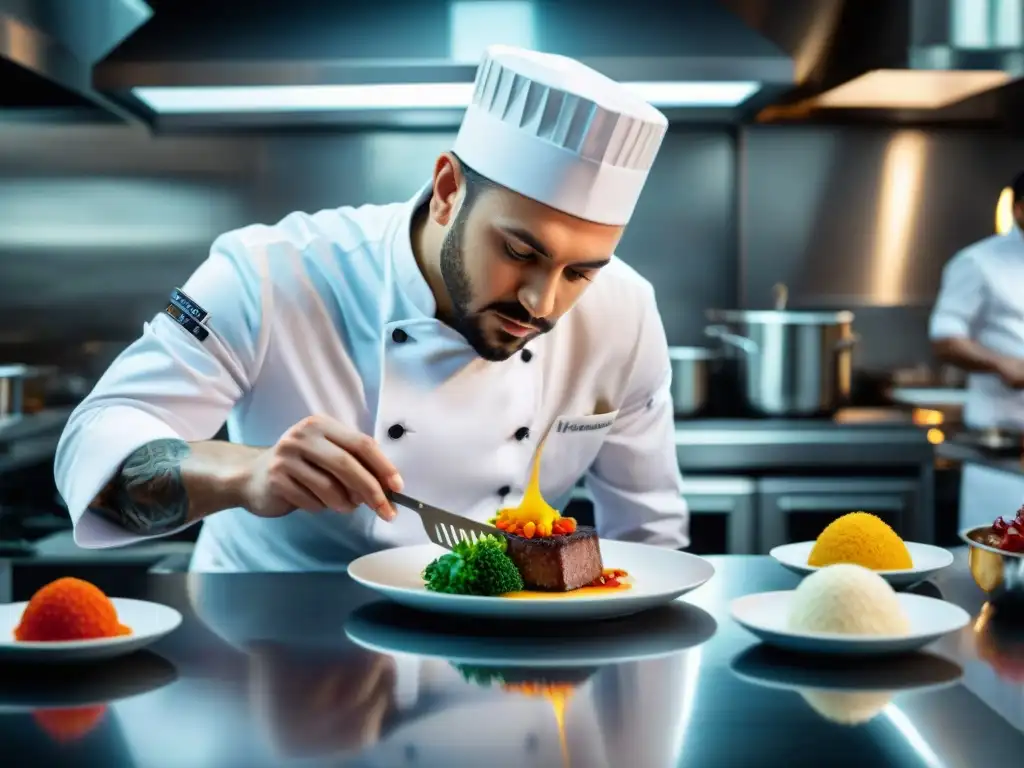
569;407;936;557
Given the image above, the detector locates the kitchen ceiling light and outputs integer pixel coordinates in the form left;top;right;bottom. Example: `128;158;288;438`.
811;69;1010;109
131;81;761;114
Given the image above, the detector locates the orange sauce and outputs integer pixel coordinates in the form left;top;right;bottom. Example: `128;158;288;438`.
495;435;561;536
503;569;632;599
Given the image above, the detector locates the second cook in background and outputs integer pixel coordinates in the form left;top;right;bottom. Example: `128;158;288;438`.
930;170;1024;530
53;45;690;571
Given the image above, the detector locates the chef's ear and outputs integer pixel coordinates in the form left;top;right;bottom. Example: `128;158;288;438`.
428;152;465;226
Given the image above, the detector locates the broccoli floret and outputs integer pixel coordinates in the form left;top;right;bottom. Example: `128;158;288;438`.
422;552;465;593
422;535;523;596
470;541;524;594
452;664;507;687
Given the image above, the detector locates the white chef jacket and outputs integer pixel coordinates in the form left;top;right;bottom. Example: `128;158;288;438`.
930;225;1024;529
929;225;1024;429
54;182;689;571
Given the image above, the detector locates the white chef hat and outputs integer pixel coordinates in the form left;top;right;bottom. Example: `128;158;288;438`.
452;45;668;226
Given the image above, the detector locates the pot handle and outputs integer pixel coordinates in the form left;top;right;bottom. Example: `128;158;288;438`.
705;325;758;355
834;333;860;351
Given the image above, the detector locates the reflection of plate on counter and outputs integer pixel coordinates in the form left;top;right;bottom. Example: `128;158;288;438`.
348;541;715;622
0;650;178;713
972;602;1024;681
345;598;717;667
770;541;953;587
730;645;963;694
730;645;963;727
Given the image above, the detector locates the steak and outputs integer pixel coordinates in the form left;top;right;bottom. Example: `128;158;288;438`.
501;526;603;591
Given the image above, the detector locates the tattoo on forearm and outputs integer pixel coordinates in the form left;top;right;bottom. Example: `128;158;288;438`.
88;439;192;534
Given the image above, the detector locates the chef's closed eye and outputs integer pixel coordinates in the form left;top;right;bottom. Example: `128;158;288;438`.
503;240;595;283
503;242;532;261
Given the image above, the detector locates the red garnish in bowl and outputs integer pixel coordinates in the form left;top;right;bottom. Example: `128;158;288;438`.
999;528;1024;553
993;516;1010;534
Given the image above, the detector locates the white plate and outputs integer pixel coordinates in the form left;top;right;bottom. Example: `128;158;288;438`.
769;541;954;587
347;539;715;621
0;598;183;663
730;590;970;656
345;598;718;666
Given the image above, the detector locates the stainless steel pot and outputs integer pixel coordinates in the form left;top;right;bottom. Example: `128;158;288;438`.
704;309;858;417
668;346;714;417
0;364;57;418
0;365;27;419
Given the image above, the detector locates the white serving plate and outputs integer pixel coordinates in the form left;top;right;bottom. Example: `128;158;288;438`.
729;590;970;656
347;540;715;621
770;540;954;587
0;598;182;663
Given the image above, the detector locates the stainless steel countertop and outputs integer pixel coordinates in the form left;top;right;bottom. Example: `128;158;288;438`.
935;441;1024;477
675;409;933;471
0;408;73;475
0;549;1017;766
0;408;74;445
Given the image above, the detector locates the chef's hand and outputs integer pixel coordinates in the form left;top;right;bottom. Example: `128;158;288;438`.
249;644;397;759
241;415;404;520
996;357;1024;389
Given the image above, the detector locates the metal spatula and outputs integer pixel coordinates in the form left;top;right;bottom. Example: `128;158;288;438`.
386;490;500;551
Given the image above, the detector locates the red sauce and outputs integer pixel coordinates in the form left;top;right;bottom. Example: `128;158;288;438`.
585;568;630;589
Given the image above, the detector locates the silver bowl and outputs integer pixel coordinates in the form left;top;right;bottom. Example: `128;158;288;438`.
959;526;1024;608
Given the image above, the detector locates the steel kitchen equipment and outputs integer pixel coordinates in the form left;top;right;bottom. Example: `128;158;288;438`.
704;302;858;417
668;346;714;417
0;365;64;418
0;366;27;419
961;526;1024;608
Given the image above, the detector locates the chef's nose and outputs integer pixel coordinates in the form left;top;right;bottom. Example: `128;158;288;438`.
518;270;558;319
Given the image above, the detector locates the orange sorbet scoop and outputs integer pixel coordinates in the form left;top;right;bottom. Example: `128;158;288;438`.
15;577;131;642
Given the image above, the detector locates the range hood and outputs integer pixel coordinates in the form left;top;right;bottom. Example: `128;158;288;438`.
0;0;152;123
92;0;796;130
720;0;1024;125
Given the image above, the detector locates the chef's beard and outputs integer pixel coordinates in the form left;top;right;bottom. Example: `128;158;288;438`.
439;203;552;361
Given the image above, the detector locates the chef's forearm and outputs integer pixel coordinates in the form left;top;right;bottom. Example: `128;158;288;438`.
932;337;1010;374
87;438;258;535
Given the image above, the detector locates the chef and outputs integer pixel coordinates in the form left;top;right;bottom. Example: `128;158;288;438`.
53;44;689;572
930;171;1024;529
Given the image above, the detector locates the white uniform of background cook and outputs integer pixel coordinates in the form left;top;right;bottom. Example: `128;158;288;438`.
930;225;1024;530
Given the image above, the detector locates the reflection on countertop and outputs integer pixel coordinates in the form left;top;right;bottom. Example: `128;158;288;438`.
936;440;1024;478
0;550;1020;767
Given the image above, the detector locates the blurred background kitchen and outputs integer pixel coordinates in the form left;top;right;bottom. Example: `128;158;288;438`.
2;0;1024;574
